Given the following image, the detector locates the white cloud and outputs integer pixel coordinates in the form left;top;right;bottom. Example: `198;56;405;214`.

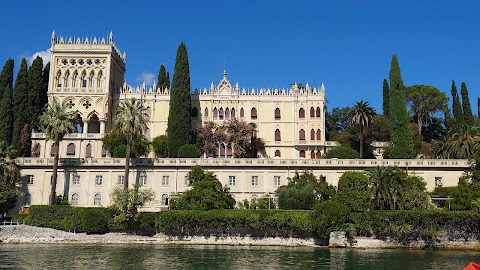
28;48;51;65
136;73;155;85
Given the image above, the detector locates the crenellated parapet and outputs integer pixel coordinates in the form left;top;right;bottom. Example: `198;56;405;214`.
51;31;126;64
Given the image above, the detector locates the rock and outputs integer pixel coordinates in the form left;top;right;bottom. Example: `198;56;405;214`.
329;231;348;248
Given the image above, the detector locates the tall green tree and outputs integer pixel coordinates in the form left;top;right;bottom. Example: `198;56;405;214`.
367;166;400;210
28;56;44;131
382;79;390;117
39;99;75;205
0;59;14;100
0;84;13;144
460;82;474;127
0;141;20;187
388;55;415;158
348;100;376;158
405;85;448;136
12;59;29;154
41;62;50;109
337;171;372;212
157;64;170;89
167;42;192;157
451;80;464;127
114;98;148;190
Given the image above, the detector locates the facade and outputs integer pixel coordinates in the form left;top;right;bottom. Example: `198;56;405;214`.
13;32;469;211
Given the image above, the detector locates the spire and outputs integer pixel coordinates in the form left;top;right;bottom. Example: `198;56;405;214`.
223;69;227;79
109;31;113;43
320;82;325;92
51;31;56;45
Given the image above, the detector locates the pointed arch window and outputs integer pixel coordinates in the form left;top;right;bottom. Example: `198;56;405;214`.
74;72;79;88
89;72;95;88
251;107;257;119
310;151;315;159
316;107;321;118
240;108;245;118
85;143;92;158
66;71;71;87
213;107;218;120
299;108;305;119
146;107;152;119
51;143;58;157
316;151;322;159
231;108;236;119
275;108;281;120
219;108;224;120
275;129;281;141
310;129;315;140
310;107;315;118
275;150;281;157
82;72;87;87
225;108;230;119
66;143;76;155
98;72;104;88
299;150;306;158
204;107;209;118
56;72;62;87
34;143;41;157
299;129;305;140
316;129;321;141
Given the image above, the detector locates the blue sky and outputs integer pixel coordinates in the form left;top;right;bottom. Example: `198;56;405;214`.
1;1;479;113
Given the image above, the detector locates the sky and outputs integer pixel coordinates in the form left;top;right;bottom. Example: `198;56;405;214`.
1;1;479;113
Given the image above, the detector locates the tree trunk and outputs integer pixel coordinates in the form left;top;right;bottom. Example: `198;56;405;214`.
359;133;364;159
49;140;59;205
417;114;423;137
124;142;131;190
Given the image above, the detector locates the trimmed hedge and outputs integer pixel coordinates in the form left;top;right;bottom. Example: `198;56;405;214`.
156;209;313;238
25;205;116;233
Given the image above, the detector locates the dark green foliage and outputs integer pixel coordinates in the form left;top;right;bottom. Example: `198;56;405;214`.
177;144;201;158
0;84;13;144
168;42;192;157
156;210;313;238
170;166;235;210
55;195;70;205
0;59;14;100
337;171;372;212
460;82;474;126
11;213;27;223
12;59;29;155
82;208;109;234
312;200;349;238
325;106;351;135
157;64;169;89
25;205;116;232
276;171;335;210
382;79;389;117
137;212;157;234
370;114;390;141
388;55;415;158
113;144;127;158
41;62;50;109
451;80;464;127
102;130;150;158
0;183;17;215
322;146;360;159
28;56;44;130
152;135;168;157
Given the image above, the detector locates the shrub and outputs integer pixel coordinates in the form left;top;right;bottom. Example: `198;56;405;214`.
152;135;168;158
11;213;28;223
177;144;201;158
312;200;349;238
82;208;109;234
113;144;127;158
337;171;372;212
323;146;360;159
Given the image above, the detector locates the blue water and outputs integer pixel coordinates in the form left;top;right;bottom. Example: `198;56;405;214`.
0;244;479;269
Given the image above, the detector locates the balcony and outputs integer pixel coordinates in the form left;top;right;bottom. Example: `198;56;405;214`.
32;133;105;140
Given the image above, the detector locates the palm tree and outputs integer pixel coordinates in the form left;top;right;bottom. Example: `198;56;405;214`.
39;99;75;205
0;141;20;187
114;98;148;190
436;125;480;159
348;100;376;158
367;166;400;210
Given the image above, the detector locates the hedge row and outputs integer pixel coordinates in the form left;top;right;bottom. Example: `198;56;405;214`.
156;210;313;238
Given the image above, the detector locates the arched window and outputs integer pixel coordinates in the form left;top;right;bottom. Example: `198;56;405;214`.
192;107;198;118
317;129;321;141
299;150;306;158
66;143;75;155
310;107;315;118
161;194;169;206
311;151;315;159
71;193;79;206
98;72;104;88
310;129;315;140
240;108;245;118
56;72;62;87
65;71;71;87
251;107;257;119
94;193;101;206
219;108;224;120
146;107;152;119
213;107;218;120
299;108;305;119
74;72;79;88
299;129;305;140
34;143;41;157
25;193;32;206
89;72;95;88
51;143;58;157
231;108;236;119
85;143;92;158
225;108;230;119
101;147;107;157
275;129;281;141
81;72;87;88
316;107;321;118
204;107;209;118
316;151;322;159
275;108;281;120
275;150;281;157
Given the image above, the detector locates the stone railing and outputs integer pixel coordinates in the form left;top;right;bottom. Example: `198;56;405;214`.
16;157;470;169
31;133;104;139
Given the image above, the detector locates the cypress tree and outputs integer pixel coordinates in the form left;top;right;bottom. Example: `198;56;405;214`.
157;64;169;89
451;80;464;126
460;82;474;126
388;55;415;158
41;62;50;109
167;42;192;157
166;72;170;88
0;84;14;144
28;56;44;130
12;58;29;153
382;78;389;116
0;59;14;100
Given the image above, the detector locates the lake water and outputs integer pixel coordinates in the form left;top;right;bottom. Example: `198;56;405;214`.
0;244;479;269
